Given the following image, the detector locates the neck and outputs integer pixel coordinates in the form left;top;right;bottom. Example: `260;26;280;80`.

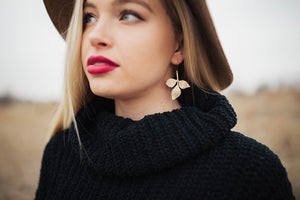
114;87;181;121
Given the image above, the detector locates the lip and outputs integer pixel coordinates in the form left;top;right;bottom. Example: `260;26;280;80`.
87;55;119;74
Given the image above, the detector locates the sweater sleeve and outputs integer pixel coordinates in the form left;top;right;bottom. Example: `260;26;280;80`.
34;131;66;200
243;140;295;200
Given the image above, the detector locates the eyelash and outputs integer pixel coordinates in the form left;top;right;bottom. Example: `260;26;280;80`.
119;10;144;21
83;13;96;25
83;9;144;25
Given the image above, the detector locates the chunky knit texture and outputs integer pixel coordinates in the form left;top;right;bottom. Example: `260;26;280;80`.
35;89;295;199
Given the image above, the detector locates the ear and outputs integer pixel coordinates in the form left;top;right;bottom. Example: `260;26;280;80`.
171;38;184;66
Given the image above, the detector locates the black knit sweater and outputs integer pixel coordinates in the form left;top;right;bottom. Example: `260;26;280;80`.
35;90;295;199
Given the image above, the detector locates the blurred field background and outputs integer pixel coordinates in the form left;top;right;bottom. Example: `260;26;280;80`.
0;89;299;199
0;0;299;199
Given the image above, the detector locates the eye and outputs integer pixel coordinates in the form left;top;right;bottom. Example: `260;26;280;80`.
83;13;97;24
120;10;144;23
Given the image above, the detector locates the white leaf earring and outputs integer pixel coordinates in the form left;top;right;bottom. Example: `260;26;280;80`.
166;67;190;100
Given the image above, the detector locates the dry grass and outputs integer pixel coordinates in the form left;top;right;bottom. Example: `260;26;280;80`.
0;102;57;200
0;90;299;199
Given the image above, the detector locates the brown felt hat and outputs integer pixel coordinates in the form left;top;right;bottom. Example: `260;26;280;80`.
43;0;233;90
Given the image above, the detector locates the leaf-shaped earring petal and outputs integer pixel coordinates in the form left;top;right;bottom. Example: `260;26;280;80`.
166;67;190;100
171;84;181;100
178;80;190;89
166;78;177;88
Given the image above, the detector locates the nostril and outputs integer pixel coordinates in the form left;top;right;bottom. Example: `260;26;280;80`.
100;42;107;46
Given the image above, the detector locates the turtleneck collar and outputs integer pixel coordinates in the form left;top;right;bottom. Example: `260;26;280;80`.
68;88;237;177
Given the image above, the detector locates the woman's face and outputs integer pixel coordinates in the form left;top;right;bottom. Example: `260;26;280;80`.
81;0;183;100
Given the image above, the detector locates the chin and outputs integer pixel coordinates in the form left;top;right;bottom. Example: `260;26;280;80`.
89;83;122;100
88;78;113;93
90;86;113;99
90;85;144;101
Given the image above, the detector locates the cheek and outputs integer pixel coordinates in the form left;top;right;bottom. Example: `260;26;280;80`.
81;34;88;67
118;24;176;74
81;33;93;80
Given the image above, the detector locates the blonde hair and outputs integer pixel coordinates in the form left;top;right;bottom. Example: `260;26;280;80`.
49;0;93;141
49;0;221;139
162;0;221;91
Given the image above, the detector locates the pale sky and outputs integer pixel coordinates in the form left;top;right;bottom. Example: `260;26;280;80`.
0;0;299;101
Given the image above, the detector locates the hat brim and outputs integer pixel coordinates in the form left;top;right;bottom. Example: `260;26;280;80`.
43;0;233;90
43;0;74;39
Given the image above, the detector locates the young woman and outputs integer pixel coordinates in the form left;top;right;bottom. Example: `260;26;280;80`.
36;0;295;199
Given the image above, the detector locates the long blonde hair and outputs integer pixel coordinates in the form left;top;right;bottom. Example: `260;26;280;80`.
49;0;221;139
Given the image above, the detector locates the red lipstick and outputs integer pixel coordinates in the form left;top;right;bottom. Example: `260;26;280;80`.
87;56;119;74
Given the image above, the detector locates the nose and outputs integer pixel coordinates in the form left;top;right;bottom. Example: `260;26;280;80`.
87;19;113;48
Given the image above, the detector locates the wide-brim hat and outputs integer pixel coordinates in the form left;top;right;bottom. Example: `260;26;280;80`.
43;0;233;90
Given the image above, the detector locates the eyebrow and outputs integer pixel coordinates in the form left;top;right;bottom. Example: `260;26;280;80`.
113;0;153;12
83;2;96;9
114;0;153;13
84;0;153;13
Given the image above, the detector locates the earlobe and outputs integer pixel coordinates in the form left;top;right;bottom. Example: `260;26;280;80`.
171;34;184;65
171;48;184;65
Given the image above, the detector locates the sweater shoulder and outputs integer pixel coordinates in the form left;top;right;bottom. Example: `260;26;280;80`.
48;130;67;147
226;131;284;171
227;131;277;158
35;130;71;199
224;131;295;199
42;130;70;159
